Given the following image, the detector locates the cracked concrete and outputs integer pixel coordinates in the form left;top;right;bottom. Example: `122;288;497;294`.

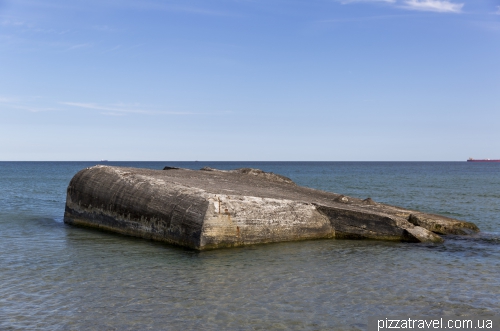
64;165;479;250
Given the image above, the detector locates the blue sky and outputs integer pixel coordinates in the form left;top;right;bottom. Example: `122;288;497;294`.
1;0;499;161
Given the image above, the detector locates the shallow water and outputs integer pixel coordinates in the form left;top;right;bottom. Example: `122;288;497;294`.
1;162;499;330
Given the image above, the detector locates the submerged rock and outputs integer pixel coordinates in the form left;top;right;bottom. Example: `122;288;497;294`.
64;166;479;250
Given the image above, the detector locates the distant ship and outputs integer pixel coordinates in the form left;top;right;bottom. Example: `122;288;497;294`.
467;158;500;162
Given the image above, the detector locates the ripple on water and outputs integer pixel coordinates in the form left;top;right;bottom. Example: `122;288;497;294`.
1;223;499;330
1;162;499;330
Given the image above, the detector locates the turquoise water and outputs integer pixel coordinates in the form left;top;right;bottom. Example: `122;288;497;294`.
1;162;499;330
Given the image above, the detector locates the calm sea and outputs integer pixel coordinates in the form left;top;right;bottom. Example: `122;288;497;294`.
1;162;499;330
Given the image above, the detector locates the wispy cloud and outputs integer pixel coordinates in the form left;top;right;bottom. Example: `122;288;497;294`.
0;19;26;27
0;96;61;112
67;43;92;50
319;14;412;23
1;99;230;116
101;112;126;116
9;105;61;112
472;21;500;32
60;102;226;115
163;5;235;16
495;6;500;15
338;0;464;13
61;102;162;114
7;0;82;11
401;0;463;13
0;16;71;38
339;0;396;4
0;96;14;103
7;0;237;18
92;25;116;32
102;45;121;53
119;1;237;17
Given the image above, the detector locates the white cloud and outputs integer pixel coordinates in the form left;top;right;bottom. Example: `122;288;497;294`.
341;0;396;3
12;105;60;112
92;25;114;31
402;0;463;13
102;45;121;53
0;96;60;112
495;6;500;15
2;99;229;116
472;21;500;32
0;96;13;102
0;96;60;113
67;43;92;50
100;112;126;116
61;102;154;114
337;0;464;13
119;1;236;17
319;14;410;23
60;102;208;115
0;20;26;27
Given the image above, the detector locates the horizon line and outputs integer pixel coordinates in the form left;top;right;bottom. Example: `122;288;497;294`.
0;160;477;162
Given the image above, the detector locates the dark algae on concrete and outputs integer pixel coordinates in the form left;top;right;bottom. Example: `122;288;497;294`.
64;165;479;250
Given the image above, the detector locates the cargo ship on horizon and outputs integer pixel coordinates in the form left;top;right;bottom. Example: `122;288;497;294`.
467;158;500;162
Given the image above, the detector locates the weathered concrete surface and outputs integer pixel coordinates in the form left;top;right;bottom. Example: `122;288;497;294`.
64;165;479;250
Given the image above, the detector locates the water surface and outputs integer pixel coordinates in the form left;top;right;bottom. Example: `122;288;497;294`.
1;162;499;330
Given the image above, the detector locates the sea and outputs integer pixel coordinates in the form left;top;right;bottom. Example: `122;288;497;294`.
1;161;499;330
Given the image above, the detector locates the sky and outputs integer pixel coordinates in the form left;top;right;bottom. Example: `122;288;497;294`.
0;0;499;161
